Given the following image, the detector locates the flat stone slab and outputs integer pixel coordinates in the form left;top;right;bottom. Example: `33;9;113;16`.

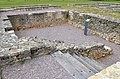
88;62;120;79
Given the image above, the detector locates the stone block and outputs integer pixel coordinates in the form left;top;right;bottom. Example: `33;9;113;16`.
88;62;120;79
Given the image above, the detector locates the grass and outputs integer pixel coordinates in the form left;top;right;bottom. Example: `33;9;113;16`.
1;0;120;19
1;0;120;8
0;0;88;7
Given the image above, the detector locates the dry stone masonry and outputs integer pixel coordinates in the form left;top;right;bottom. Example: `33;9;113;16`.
8;10;68;31
0;4;61;12
70;3;120;10
0;36;112;78
0;36;112;67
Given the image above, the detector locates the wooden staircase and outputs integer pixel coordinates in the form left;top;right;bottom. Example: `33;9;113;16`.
51;51;107;79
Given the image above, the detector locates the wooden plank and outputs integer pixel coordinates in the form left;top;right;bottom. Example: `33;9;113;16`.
51;51;86;79
73;54;99;73
63;53;95;76
51;51;94;79
73;54;107;71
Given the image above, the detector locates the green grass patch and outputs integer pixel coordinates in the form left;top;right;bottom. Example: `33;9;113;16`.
1;0;120;8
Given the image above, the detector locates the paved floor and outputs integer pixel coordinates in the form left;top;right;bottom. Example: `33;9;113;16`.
15;24;120;66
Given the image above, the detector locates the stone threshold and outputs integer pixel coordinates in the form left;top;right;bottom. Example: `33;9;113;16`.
88;62;120;79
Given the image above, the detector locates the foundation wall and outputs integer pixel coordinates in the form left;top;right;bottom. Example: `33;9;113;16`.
8;10;69;30
0;37;112;67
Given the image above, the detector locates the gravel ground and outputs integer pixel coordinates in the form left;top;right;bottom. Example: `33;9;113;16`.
2;55;74;79
15;24;120;66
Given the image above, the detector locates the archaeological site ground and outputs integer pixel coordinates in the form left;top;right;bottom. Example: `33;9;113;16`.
0;0;120;79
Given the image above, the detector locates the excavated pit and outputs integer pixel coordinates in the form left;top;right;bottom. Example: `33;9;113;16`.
2;24;120;79
14;24;119;66
0;7;120;79
6;9;119;66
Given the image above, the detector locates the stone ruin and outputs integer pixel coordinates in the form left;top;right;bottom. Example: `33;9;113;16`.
70;2;120;10
6;9;120;44
0;4;120;79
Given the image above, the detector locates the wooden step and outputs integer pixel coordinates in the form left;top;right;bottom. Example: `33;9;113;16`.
73;54;98;73
73;54;107;72
51;51;95;79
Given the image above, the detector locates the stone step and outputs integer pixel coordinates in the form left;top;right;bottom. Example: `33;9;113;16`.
73;54;107;72
51;51;95;79
88;62;120;79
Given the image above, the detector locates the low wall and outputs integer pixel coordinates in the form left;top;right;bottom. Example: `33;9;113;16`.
0;37;112;67
0;4;61;12
70;3;120;9
8;10;69;30
0;37;112;79
68;11;120;45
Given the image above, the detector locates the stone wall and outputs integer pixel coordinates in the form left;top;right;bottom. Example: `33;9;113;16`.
0;36;112;79
68;11;120;45
70;3;120;10
0;4;61;12
0;14;19;79
8;10;69;31
0;37;112;67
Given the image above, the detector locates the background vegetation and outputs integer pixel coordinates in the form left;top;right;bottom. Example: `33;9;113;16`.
0;0;120;8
